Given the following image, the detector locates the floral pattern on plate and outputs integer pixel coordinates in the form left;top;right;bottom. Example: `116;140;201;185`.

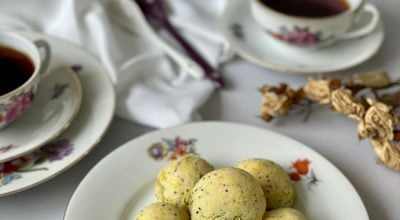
289;158;321;190
0;91;34;128
0;66;83;163
267;26;322;47
65;122;368;220
51;83;70;100
0;139;74;187
0;74;76;155
0;145;18;154
0;32;115;197
148;137;197;161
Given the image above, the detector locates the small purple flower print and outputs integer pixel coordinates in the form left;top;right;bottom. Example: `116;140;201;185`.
268;26;321;47
51;83;70;100
39;139;74;162
0;145;17;154
70;64;83;73
284;27;320;45
148;143;168;160
5;92;34;123
0;139;74;187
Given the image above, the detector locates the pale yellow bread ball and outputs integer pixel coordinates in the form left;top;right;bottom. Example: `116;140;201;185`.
263;208;306;220
189;167;266;220
236;158;296;210
136;202;190;220
155;155;214;208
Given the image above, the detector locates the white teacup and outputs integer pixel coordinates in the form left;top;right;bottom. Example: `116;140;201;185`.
250;0;380;48
0;32;50;129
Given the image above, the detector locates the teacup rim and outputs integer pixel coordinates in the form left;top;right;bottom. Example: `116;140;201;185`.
253;0;364;21
0;31;41;100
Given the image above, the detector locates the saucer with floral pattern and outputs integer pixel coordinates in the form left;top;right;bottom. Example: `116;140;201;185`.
0;67;83;163
221;0;384;74
0;31;115;196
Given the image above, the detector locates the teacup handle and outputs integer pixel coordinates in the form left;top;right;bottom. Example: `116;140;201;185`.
339;3;380;40
34;40;51;75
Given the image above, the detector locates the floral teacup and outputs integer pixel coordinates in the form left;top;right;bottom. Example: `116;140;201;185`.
0;32;50;129
250;0;380;48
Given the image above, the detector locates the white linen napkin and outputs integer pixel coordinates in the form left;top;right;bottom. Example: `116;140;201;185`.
0;0;231;128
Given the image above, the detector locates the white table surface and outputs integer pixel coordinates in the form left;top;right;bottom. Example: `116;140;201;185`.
1;0;400;219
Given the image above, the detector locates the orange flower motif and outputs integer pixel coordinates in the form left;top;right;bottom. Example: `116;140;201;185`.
169;147;187;160
289;172;301;181
0;114;4;123
289;158;320;190
292;159;311;175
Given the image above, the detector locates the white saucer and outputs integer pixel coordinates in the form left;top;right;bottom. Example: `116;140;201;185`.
0;32;115;196
65;122;368;220
221;0;384;74
0;67;83;163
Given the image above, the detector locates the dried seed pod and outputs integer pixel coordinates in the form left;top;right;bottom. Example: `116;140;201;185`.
358;99;397;140
331;89;365;121
394;130;400;142
260;86;294;117
370;139;400;171
303;78;340;104
379;91;400;107
261;113;274;122
352;71;391;89
261;92;292;116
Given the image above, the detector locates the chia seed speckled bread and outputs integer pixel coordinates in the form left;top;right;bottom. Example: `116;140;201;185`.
263;208;307;220
189;167;266;220
155;155;214;208
136;202;190;220
236;158;296;210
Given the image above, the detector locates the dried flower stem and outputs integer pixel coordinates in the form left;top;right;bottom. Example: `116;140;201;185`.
259;71;400;171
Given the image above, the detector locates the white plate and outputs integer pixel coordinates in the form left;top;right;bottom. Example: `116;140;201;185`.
221;0;384;74
65;122;369;220
0;32;115;196
0;67;83;163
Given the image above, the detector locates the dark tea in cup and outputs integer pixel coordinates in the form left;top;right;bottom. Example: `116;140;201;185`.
251;0;380;48
0;45;34;96
259;0;350;18
0;31;50;129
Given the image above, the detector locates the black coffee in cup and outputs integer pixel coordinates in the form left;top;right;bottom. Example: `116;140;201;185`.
0;45;34;96
260;0;349;17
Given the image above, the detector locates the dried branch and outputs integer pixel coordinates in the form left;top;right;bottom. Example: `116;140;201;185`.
259;71;400;171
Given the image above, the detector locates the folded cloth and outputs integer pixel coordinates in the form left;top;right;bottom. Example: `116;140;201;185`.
0;0;231;128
